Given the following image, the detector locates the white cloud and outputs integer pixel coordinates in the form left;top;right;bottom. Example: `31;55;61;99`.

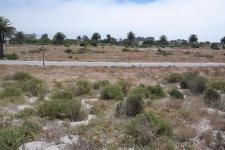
0;0;225;41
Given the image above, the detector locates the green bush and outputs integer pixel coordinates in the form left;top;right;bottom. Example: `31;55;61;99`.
12;72;34;81
191;43;200;48
80;42;88;47
157;49;173;56
101;84;124;100
204;88;221;107
124;112;173;147
210;81;225;93
169;89;184;99
75;80;91;96
180;73;207;94
51;87;73;99
19;78;48;97
37;98;82;121
0;86;22;98
64;49;73;54
0;121;41;150
146;85;166;99
116;94;144;117
122;48;131;52
129;85;147;98
117;80;132;94
167;73;184;83
14;108;35;119
211;43;220;50
0;127;24;150
4;53;18;60
92;80;110;90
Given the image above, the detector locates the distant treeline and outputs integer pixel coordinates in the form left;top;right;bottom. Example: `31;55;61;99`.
9;31;225;49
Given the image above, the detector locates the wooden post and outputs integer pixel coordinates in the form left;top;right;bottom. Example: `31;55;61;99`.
42;49;45;67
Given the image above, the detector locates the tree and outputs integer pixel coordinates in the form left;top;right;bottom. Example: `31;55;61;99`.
0;16;16;58
53;32;66;44
91;32;101;41
15;31;25;44
77;36;81;41
127;31;135;46
82;35;89;41
189;34;198;43
221;36;225;47
41;33;49;42
159;35;168;46
106;34;112;42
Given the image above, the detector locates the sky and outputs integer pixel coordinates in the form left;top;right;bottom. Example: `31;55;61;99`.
0;0;225;42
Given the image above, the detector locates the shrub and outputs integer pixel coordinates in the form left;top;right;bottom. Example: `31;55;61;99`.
117;80;132;94
37;98;82;121
0;121;41;150
19;78;48;97
92;80;110;90
211;43;220;50
12;72;34;81
80;42;88;47
64;49;73;54
210;81;225;93
4;53;18;60
125;94;144;117
204;88;221;107
180;73;207;94
167;73;184;83
0;127;24;150
169;89;184;99
101;84;124;100
75;80;91;96
157;49;173;56
129;85;147;98
146;85;166;99
20;120;41;141
191;43;200;48
51;86;73;99
14;108;35;119
0;86;22;98
122;48;131;52
90;41;97;47
124;112;173;147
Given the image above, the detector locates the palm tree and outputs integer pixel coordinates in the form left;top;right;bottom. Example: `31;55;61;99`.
91;33;101;42
127;31;135;46
221;36;225;47
189;34;198;43
0;16;16;58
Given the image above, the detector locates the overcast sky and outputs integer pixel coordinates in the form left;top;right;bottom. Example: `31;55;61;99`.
0;0;224;42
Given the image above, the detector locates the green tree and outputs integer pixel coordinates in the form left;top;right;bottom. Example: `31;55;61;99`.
53;32;66;44
159;35;168;46
106;34;112;43
189;34;198;43
40;33;50;43
0;16;16;58
91;32;101;42
15;32;25;44
221;36;225;47
127;31;136;46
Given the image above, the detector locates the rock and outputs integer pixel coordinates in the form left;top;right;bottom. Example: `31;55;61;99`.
19;135;79;150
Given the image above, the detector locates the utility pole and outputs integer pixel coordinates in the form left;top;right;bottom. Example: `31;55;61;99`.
40;46;47;67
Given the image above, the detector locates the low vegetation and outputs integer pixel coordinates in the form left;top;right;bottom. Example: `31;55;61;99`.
204;88;221;107
123;112;173;148
169;89;184;99
101;84;124;100
0;120;41;150
180;73;207;94
37;98;83;121
75;80;92;96
167;73;184;83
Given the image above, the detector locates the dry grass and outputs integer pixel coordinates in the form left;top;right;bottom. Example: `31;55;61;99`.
5;44;225;62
